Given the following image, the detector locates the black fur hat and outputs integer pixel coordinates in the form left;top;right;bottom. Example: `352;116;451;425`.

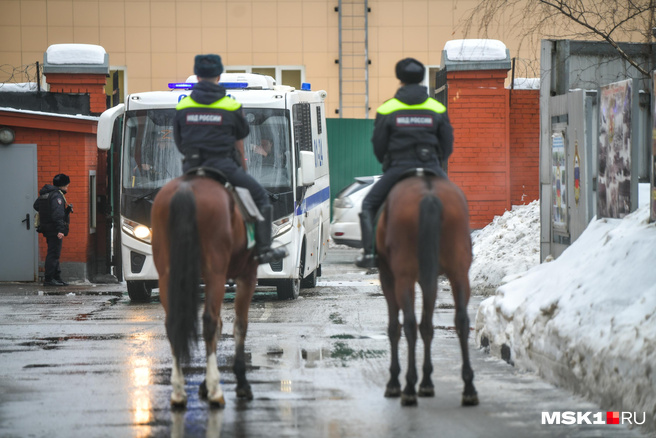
53;173;70;187
194;54;223;78
395;58;425;84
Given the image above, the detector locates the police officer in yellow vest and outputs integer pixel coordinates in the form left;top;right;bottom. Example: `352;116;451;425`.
355;58;454;268
173;54;287;264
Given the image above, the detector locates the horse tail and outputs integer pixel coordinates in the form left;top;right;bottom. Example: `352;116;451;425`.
166;181;200;364
418;184;443;291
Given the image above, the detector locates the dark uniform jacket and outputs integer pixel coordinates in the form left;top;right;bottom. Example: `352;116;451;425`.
33;185;69;237
173;80;250;171
372;84;453;171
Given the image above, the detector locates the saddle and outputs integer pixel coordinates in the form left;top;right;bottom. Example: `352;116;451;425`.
184;167;262;248
398;167;441;181
372;167;443;255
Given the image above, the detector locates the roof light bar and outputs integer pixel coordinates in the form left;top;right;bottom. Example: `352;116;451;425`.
219;82;249;89
168;82;195;90
168;81;250;90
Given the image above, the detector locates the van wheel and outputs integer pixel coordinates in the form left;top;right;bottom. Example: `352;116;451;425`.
127;280;152;302
276;278;300;300
300;266;318;288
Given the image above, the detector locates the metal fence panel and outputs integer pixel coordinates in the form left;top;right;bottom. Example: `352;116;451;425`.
326;118;381;214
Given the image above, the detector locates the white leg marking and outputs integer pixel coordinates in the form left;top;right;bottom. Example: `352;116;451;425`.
170;355;187;406
206;353;224;404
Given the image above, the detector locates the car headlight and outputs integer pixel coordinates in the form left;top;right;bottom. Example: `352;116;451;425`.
272;214;293;238
122;218;152;243
333;197;354;209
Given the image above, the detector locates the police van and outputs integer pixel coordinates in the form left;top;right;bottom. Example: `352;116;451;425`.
97;74;330;301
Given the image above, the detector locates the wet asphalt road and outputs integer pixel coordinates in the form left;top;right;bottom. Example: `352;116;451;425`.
0;249;645;438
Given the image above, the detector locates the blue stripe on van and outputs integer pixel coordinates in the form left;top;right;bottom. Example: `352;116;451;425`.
295;186;331;216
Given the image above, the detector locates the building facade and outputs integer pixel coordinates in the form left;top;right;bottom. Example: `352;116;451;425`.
0;0;541;118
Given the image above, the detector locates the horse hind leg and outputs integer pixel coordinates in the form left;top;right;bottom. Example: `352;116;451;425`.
418;279;437;397
202;305;225;407
400;282;419;406
233;274;256;400
380;261;401;398
170;355;187;408
451;276;479;406
198;274;226;408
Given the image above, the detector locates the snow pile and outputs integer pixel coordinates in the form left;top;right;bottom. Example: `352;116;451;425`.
470;201;540;294
45;44;106;65
444;39;507;62
476;203;656;430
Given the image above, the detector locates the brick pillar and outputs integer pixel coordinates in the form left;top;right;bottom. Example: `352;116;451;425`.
45;73;108;114
439;42;512;228
42;44;109;116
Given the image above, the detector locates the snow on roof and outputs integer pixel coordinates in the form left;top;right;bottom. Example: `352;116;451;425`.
511;78;540;90
0;82;38;92
444;39;507;62
45;44;106;65
0;106;98;121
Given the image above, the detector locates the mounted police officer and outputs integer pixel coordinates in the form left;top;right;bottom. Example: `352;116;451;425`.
34;173;73;286
173;54;287;264
355;58;454;268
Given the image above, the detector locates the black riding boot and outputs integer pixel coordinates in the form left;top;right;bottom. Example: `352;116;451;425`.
255;205;288;265
355;210;377;268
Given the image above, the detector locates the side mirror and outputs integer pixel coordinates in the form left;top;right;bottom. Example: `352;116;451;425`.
298;150;315;187
97;104;125;150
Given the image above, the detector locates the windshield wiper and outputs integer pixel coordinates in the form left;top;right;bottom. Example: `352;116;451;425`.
129;189;159;201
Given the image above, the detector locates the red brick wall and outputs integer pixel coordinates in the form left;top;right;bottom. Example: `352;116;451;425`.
509;89;540;205
447;70;511;229
13;125;97;273
45;73;107;114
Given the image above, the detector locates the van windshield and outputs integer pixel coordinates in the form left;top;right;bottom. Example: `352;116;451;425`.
120;107;295;225
121;108;293;192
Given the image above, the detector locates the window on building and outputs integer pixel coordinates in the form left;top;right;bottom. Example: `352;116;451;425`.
225;66;305;89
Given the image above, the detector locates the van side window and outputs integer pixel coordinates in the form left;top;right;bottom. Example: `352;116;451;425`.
293;103;312;153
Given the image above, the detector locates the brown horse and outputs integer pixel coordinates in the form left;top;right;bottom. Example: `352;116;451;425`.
151;174;258;408
376;173;479;407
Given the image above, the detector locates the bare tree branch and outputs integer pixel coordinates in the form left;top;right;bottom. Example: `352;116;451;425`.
458;0;655;78
537;0;651;75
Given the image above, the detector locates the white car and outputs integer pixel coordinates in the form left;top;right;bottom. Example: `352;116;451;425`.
330;176;381;248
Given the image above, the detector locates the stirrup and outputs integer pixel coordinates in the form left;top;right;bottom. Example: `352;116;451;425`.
355;253;377;268
256;247;288;265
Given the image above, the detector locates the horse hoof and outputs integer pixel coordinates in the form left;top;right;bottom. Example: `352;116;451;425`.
199;380;208;399
384;386;401;398
170;395;188;409
418;385;435;397
462;393;479;406
236;385;253;401
209;395;226;409
401;393;418;407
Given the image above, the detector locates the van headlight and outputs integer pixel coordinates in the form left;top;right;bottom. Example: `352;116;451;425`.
272;214;293;238
122;218;152;243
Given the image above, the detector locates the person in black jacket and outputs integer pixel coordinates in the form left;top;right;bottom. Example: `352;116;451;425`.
34;173;73;286
173;54;287;265
355;58;454;268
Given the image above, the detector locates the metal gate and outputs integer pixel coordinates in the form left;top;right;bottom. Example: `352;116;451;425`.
326;118;380;212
